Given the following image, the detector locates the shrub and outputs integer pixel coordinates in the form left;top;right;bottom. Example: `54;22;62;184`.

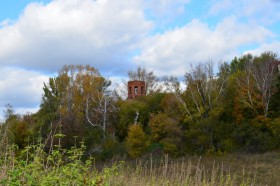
149;113;182;156
233;118;275;152
0;142;122;185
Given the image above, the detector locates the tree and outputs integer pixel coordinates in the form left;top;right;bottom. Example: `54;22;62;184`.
251;52;279;117
85;78;118;140
233;117;276;152
0;104;15;155
116;100;149;141
9;116;31;149
0;105;37;150
269;75;280;117
162;62;229;121
184;62;229;119
162;75;192;118
125;124;149;158
149;113;182;156
39;65;116;148
233;52;279;118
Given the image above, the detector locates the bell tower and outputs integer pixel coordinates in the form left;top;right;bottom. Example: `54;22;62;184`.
127;80;146;99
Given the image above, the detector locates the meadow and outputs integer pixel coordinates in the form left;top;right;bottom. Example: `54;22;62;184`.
107;152;280;185
1;143;279;186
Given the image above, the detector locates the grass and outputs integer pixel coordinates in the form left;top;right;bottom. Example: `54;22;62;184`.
105;152;280;186
0;141;280;185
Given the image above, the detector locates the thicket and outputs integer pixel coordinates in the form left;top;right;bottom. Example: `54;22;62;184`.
0;136;122;185
2;52;280;161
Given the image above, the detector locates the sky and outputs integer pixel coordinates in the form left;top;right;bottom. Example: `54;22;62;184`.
1;0;280;120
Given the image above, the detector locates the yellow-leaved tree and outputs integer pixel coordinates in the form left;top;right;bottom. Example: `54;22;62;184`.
125;124;149;158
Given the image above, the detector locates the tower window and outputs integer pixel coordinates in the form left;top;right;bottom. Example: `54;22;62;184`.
129;86;132;94
141;86;144;94
134;86;138;94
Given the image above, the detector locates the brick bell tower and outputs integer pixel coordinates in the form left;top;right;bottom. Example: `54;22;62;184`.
127;80;146;99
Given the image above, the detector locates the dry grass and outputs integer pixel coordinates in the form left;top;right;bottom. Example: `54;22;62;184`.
1;148;279;185
105;152;280;186
215;152;280;185
0;170;6;181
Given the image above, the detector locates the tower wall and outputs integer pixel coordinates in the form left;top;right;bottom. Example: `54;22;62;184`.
127;80;146;99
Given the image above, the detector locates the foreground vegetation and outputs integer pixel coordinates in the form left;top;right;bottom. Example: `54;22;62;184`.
111;152;280;186
1;141;280;185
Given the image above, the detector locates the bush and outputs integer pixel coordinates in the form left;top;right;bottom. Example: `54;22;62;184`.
149;113;182;156
233;118;276;152
99;135;126;160
0;143;122;185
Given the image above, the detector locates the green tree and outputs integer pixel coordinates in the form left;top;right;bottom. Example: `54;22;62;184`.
269;75;280;118
1;104;16;155
149;113;182;156
233;116;275;152
230;52;279;119
125;124;149;158
184;62;229;119
116;100;149;141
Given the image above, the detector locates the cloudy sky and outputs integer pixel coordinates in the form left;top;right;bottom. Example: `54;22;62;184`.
1;0;280;119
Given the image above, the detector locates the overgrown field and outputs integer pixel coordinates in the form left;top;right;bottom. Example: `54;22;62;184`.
1;143;279;185
107;152;280;185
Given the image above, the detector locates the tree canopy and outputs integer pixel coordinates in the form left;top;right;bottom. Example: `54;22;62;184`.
3;52;280;158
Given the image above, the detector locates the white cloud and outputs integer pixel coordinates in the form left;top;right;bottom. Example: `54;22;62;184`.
134;17;273;76
0;0;152;73
0;67;49;119
244;42;280;56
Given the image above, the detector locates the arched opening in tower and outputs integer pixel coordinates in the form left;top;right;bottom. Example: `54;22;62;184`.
134;86;138;94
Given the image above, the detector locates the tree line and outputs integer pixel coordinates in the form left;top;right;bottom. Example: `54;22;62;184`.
1;51;280;159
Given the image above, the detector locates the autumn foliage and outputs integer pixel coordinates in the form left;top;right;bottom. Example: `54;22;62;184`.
125;124;149;158
2;52;280;159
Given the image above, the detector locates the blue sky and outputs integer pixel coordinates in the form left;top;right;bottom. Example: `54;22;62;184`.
0;0;50;21
1;0;280;119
